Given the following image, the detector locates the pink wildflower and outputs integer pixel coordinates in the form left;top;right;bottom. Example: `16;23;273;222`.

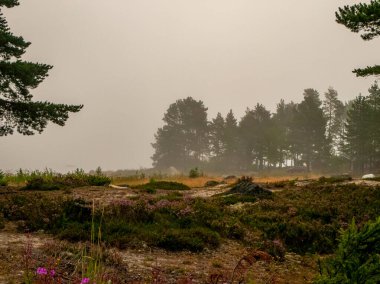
36;267;48;275
80;278;90;284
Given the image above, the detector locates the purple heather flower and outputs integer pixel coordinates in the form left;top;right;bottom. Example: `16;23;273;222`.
80;278;90;284
36;267;48;275
50;269;56;276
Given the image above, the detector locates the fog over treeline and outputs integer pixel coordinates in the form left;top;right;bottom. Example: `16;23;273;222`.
151;82;380;175
1;0;380;173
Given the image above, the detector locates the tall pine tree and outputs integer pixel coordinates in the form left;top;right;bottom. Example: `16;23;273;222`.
293;89;329;171
323;87;345;153
151;97;209;170
343;95;372;174
0;0;82;136
336;0;380;77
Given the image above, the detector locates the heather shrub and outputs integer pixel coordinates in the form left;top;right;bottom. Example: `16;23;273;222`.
158;227;220;251
134;180;190;191
239;184;380;254
217;194;257;205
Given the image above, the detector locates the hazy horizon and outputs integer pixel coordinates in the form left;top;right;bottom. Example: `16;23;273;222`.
1;0;378;172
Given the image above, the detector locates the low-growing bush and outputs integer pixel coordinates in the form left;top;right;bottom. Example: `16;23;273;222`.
0;170;7;186
368;176;380;182
217;194;257;205
86;175;111;186
239;184;380;254
189;167;201;178
2;181;380;256
269;179;297;188
134;180;190;191
316;175;352;184
158;227;220;251
204;180;220;187
23;171;111;190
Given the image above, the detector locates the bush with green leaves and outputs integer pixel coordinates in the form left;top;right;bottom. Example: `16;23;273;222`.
189;167;201;178
23;170;111;190
0;170;7;186
316;217;380;283
133;180;190;191
239;184;380;254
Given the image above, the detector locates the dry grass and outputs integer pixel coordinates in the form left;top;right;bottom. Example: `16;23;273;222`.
112;174;320;188
254;174;319;183
112;176;234;188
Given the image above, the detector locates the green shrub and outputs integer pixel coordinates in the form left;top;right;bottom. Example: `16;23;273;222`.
143;187;157;194
368;176;380;182
189;167;201;178
217;194;257;205
24;177;61;190
156;192;183;201
239;184;380;254
134;181;190;191
87;175;111;186
316;175;352;184
204;180;220;187
23;172;111;190
0;170;7;186
316;217;380;283
270;179;297;188
158;227;220;251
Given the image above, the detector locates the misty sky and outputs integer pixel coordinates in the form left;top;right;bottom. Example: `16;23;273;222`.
0;0;377;172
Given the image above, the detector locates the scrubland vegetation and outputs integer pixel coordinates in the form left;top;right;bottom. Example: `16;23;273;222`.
0;172;379;282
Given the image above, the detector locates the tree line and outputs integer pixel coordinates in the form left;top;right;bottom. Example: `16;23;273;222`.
152;83;380;175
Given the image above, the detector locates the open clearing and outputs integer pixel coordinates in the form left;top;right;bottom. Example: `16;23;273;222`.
0;176;379;283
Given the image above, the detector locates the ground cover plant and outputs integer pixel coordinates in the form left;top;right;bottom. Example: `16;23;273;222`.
2;169;111;189
1;181;379;257
132;180;191;191
238;183;380;254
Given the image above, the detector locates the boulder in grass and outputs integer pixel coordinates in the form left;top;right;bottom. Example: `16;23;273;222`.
362;174;376;179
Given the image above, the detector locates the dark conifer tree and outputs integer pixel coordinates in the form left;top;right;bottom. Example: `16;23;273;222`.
323;87;345;153
209;112;225;159
367;82;380;168
0;0;82;136
343;95;372;174
238;104;272;170
151;97;209;170
336;1;380;77
223;110;240;171
273;100;297;167
293;89;329;171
